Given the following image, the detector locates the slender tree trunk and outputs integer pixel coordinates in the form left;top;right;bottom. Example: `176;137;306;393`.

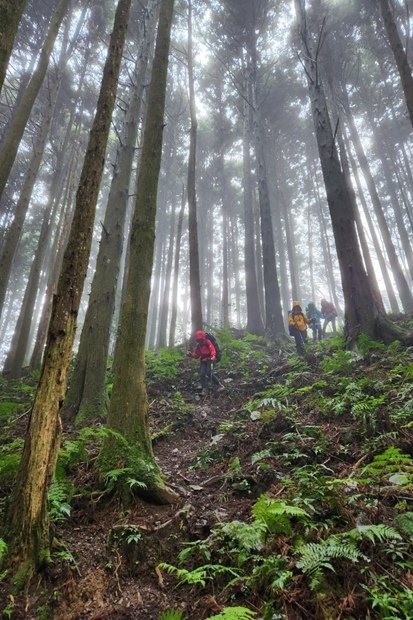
253;111;285;337
377;0;413;128
0;0;27;93
279;187;300;302
102;0;177;504
295;0;383;341
337;130;384;312
187;0;203;335
62;1;157;423
0;0;71;203
0;13;75;322
365;109;413;280
343;95;413;312
157;207;175;348
344;132;399;313
169;187;185;347
3;186;62;377
7;0;132;581
0;81;57;320
242;91;264;334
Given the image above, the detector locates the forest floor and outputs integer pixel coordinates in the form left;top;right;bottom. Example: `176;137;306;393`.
1;329;413;619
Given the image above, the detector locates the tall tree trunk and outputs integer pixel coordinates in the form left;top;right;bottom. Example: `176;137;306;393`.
169;187;185;347
62;1;157;423
342;93;413;312
102;0;177;504
294;0;383;342
0;0;71;203
365;107;413;279
377;0;413;128
0;0;27;93
187;0;203;335
344;132;400;313
279;186;300;302
157;206;175;348
7;0;132;581
3;184;63;377
337;129;384;311
29;149;78;372
0;80;58;321
0;12;75;322
242;90;264;334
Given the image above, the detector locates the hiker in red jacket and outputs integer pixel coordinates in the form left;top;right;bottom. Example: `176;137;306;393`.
320;299;337;335
187;330;223;394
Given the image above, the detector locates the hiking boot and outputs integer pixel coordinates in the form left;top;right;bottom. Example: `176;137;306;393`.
200;388;207;396
216;385;225;392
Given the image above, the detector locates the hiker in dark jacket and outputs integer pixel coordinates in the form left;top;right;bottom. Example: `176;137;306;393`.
320;299;337;335
306;301;323;341
187;330;223;394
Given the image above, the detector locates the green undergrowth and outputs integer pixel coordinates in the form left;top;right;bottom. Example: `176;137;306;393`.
1;332;413;618
157;333;413;618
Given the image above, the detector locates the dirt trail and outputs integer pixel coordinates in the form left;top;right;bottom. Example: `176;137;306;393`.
49;383;255;620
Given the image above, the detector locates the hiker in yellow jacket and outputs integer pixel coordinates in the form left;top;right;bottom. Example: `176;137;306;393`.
288;301;309;355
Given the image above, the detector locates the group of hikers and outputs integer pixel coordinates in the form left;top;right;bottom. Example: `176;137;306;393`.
288;298;337;355
187;298;337;393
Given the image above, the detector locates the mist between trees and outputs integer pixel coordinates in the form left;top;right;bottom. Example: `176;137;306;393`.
2;0;413;373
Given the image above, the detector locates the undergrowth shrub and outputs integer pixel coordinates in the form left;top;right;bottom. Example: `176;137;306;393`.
0;439;24;483
146;348;183;383
297;524;402;590
215;329;270;375
360;447;413;487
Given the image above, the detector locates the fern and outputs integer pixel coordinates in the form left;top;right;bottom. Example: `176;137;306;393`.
0;538;8;566
158;611;184;620
247;554;293;592
320;350;362;374
158;562;241;587
349;524;401;544
394;512;413;538
177;539;212;563
103;467;147;492
361;447;413;484
252;495;308;535
251;449;273;465
357;334;385;355
297;538;362;590
219;521;268;565
209;607;257;619
297;523;402;590
57;426;130;478
48;478;73;522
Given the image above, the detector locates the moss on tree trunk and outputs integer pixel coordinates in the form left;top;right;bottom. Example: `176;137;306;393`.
5;0;132;584
102;0;177;506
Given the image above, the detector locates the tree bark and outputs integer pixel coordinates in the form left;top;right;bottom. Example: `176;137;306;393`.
157;206;175;348
377;0;413;128
187;0;203;335
169;186;185;347
342;93;413;312
0;0;71;204
0;0;27;93
7;0;132;582
294;0;383;342
0;12;75;325
62;0;158;423
102;0;177;505
242;85;264;334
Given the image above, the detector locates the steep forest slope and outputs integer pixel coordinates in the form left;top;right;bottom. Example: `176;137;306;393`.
1;329;413;619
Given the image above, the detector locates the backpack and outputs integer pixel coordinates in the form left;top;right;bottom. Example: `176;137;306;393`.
205;332;222;362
